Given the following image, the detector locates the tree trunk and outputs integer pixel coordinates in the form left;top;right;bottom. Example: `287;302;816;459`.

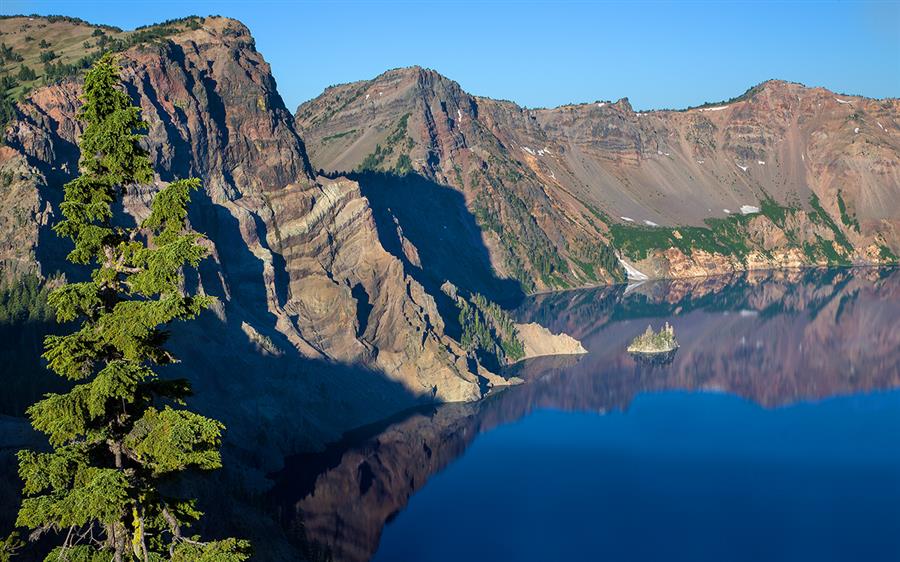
111;523;123;562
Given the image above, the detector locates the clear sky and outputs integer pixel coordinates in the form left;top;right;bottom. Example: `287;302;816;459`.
3;1;898;111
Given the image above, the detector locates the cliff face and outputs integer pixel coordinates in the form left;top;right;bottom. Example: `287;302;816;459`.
0;17;499;438
296;68;900;291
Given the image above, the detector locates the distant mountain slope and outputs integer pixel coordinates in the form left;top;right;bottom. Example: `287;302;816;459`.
296;67;899;291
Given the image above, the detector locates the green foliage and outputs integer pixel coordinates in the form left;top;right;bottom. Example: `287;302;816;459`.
17;64;36;81
628;323;678;353
0;273;53;323
457;291;524;365
0;43;24;63
320;128;357;143
357;114;412;173
807;193;853;262
610;214;751;262
468;163;568;292
171;538;252;561
0;532;23;561
836;190;861;233
14;54;247;561
0;95;16;130
394;153;412;175
0;75;18;92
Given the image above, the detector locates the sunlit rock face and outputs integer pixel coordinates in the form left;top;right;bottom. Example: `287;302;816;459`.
298;68;900;291
0;17;502;433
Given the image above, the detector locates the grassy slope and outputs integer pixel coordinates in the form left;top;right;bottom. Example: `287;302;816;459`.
0;15;204;104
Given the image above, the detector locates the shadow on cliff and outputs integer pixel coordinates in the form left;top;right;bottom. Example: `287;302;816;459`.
1;184;434;560
331;170;525;341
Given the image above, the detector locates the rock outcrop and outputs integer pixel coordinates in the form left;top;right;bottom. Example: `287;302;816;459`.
514;322;586;360
0;17;500;429
297;68;900;291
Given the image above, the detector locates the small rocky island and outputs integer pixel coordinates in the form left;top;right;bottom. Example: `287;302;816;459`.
628;322;679;363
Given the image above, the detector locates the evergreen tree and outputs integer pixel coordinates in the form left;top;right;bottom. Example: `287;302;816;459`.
14;54;249;561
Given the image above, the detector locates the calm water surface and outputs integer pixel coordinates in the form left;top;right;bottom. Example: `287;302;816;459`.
278;268;900;562
3;268;899;561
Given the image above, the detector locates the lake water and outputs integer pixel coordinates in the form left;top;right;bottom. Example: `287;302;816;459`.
275;268;900;562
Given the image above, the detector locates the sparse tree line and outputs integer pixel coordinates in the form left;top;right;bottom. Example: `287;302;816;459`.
1;16;208;131
456;291;525;366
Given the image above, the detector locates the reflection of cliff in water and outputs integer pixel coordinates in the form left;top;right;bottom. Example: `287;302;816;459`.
274;267;900;562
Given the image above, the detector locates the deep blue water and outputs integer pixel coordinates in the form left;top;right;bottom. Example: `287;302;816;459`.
372;391;900;562
6;268;900;561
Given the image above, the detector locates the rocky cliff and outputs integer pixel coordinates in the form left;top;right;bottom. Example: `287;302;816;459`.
296;67;899;291
0;16;509;446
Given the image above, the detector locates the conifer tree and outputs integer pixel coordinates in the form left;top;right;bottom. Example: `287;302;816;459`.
15;54;250;561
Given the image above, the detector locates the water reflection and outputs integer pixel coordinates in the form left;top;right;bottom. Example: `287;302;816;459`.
272;267;900;562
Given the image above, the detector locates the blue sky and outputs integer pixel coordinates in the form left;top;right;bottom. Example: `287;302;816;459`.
3;1;898;111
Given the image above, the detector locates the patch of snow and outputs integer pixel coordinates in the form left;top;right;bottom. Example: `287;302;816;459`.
624;280;646;295
597;102;606;108
522;146;536;155
699;105;729;112
644;220;659;227
740;309;758;317
664;152;670;156
618;257;649;281
378;91;383;96
758;160;765;165
657;150;663;155
801;153;805;161
620;216;635;222
723;209;731;214
834;97;852;105
854;127;860;134
697;159;704;164
457;108;463;122
542;147;552;154
365;94;370;101
877;121;885;131
737;164;748;172
740;205;760;215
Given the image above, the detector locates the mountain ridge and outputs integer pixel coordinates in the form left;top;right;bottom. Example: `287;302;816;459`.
297;65;898;291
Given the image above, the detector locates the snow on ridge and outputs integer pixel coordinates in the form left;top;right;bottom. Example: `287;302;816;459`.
834;97;852;105
698;105;729;112
740;205;760;215
597;102;606;108
618;257;649;281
